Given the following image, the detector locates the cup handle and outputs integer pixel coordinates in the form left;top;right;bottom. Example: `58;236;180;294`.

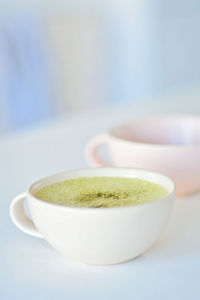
86;133;111;167
10;192;43;238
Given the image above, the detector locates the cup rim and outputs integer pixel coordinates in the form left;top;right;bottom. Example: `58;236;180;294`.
28;167;175;212
108;114;200;149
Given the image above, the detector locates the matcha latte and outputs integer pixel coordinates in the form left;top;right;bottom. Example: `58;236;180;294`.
34;177;168;208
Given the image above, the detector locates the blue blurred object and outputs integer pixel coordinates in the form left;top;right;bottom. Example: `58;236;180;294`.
0;1;200;134
1;14;53;129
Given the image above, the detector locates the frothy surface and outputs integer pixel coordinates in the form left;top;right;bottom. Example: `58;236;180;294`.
34;177;168;208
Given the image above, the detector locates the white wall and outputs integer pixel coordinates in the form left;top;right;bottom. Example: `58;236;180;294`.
0;0;200;134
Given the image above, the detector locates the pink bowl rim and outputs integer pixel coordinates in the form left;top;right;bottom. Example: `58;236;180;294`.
109;114;200;149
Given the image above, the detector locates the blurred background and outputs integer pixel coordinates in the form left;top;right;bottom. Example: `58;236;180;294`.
0;0;200;136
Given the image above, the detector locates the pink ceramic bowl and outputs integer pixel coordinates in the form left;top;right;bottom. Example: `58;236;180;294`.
86;115;200;196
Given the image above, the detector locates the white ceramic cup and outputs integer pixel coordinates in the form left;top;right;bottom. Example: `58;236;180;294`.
10;168;175;265
86;115;200;195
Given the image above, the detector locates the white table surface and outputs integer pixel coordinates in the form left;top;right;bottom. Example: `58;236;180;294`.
1;100;200;300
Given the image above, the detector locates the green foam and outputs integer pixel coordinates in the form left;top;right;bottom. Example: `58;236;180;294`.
34;177;169;208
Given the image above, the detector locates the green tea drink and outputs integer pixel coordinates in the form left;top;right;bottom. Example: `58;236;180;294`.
35;177;168;207
34;177;168;208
